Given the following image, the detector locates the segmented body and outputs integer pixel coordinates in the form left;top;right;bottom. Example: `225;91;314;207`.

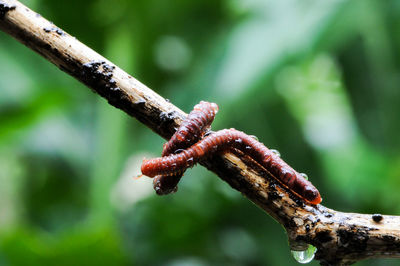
153;101;219;195
142;128;322;205
162;101;219;156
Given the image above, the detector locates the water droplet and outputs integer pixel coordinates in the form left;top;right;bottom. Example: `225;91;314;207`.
291;244;317;264
270;149;281;157
300;173;308;180
235;138;243;144
249;135;259;141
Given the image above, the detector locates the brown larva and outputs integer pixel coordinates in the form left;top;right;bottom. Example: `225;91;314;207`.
142;128;322;205
153;101;219;195
162;101;219;156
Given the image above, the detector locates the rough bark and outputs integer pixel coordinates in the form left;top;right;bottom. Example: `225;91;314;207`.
1;0;399;264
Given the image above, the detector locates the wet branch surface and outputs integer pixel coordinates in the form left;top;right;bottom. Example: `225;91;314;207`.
1;0;400;265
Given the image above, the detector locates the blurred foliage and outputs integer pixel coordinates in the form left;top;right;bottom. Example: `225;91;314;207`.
1;0;400;265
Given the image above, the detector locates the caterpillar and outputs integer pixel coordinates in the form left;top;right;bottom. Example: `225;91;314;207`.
153;101;219;195
142;128;322;205
162;101;219;156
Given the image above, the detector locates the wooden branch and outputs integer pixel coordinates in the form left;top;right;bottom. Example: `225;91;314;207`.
1;0;399;264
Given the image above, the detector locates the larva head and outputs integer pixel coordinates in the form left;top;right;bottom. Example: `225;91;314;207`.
210;102;219;114
195;101;218;113
141;159;157;177
303;185;322;205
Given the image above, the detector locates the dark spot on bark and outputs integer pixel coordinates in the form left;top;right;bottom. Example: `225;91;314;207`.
288;192;304;207
295;235;310;242
288;219;297;228
159;111;178;123
382;235;395;242
43;26;65;36
324;213;333;218
315;231;333;244
55;28;64;35
266;180;281;201
338;228;369;252
372;213;383;223
268;191;281;201
102;63;115;72
156;110;180;134
305;224;310;232
80;60;120;103
0;1;16;19
268;181;276;189
337;229;351;246
108;78;119;90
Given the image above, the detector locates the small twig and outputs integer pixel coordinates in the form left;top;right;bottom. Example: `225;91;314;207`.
1;1;399;264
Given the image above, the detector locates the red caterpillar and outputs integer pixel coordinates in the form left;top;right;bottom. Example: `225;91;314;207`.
162;101;219;156
153;101;219;195
142;128;322;205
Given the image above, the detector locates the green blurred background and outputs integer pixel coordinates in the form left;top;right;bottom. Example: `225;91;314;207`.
1;0;400;265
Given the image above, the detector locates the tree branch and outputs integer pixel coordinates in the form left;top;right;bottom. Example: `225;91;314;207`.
1;0;399;264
